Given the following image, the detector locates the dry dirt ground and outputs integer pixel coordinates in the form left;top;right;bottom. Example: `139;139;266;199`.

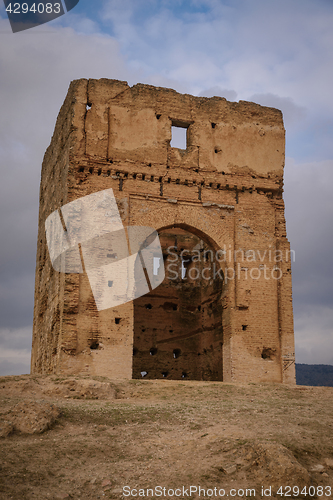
0;375;333;500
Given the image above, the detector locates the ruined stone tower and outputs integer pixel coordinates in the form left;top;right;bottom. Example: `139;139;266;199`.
31;79;295;384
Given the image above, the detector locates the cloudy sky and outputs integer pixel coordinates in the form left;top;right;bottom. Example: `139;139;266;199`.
0;0;332;375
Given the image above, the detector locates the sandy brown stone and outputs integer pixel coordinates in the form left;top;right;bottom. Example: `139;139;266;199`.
32;79;295;385
5;400;61;435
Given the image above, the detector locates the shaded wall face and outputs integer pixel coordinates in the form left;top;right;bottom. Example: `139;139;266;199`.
132;227;223;381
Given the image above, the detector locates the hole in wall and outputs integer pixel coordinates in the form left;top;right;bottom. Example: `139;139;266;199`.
89;167;93;174
261;347;275;360
162;371;168;378
211;122;216;129
145;303;152;310
173;349;181;359
115;318;121;325
242;325;247;331
98;169;102;176
162;302;178;311
108;281;113;287
90;341;99;350
181;372;188;378
78;167;84;173
156;114;161;120
171;125;187;149
150;348;157;356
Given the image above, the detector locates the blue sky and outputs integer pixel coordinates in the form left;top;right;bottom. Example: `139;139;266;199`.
0;0;333;374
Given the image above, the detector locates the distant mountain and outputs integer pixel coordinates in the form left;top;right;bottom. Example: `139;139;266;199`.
296;364;333;387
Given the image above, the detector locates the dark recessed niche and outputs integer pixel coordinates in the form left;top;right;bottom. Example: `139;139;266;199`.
133;173;137;179
181;372;188;378
115;318;121;325
261;347;275;360
90;341;99;350
145;304;152;310
142;174;146;180
242;325;248;331
133;348;138;356
107;170;111;176
173;349;181;359
108;281;113;287
162;371;168;378
215;148;218;153
107;253;117;259
78;167;84;173
97;169;102;176
89;167;93;174
150;348;157;356
156;114;161;120
211;122;216;128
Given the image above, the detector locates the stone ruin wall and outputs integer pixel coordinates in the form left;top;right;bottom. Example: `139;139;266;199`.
31;78;295;384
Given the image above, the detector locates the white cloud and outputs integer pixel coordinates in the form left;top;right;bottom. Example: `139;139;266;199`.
101;0;333;116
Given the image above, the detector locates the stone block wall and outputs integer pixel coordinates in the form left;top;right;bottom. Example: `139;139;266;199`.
31;79;295;384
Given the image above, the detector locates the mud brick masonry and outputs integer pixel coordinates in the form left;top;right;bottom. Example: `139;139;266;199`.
31;79;296;384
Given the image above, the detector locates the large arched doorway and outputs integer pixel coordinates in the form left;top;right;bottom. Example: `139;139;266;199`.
132;225;224;380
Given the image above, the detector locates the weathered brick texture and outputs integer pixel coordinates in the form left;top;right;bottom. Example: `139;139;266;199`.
32;79;295;384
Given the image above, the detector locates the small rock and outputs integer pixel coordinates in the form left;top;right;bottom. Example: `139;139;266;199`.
102;479;111;488
309;464;325;473
6;401;61;434
111;488;123;494
324;458;333;469
221;464;237;474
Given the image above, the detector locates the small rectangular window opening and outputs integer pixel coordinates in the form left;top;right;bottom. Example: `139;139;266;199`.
171;125;188;149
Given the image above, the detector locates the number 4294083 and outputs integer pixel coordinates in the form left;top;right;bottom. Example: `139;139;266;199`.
5;3;61;14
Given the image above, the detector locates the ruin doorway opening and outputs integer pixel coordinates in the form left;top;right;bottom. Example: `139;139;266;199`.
132;226;224;381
